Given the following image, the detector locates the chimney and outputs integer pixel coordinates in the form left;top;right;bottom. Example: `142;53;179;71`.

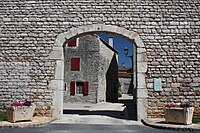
108;36;113;47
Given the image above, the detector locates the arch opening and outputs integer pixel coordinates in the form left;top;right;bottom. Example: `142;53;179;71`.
49;24;148;121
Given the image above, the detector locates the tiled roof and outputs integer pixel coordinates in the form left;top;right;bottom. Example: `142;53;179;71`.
118;72;132;78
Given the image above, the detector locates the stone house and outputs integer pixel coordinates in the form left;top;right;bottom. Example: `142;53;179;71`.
118;63;133;94
63;35;119;104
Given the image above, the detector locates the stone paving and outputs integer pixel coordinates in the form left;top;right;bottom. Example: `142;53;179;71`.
63;102;126;113
0;115;200;131
0;116;54;128
1;101;199;131
89;102;125;111
142;118;200;131
53;114;142;125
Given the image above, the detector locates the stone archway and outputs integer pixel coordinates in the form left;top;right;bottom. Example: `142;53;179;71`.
49;24;148;121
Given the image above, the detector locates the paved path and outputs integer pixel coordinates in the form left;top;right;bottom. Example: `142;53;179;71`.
63;102;126;112
89;102;125;111
1;123;198;133
53;114;140;125
0;116;54;128
142;118;200;131
63;102;131;120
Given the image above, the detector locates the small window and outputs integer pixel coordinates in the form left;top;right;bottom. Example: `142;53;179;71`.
71;58;80;71
68;38;77;47
70;81;89;96
76;82;84;94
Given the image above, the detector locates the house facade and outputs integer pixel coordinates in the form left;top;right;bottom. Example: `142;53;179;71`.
118;63;133;94
64;35;119;103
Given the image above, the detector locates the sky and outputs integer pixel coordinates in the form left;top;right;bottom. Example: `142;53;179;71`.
97;33;133;68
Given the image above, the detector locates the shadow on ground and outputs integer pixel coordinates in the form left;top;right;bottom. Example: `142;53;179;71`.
63;99;137;121
118;98;137;120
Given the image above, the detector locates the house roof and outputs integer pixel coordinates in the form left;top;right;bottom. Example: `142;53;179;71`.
118;65;129;71
118;72;132;78
118;63;133;78
95;35;118;54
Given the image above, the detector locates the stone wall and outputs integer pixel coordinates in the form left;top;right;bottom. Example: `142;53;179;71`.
0;0;199;117
64;35;100;103
64;35;118;103
119;77;133;94
99;40;119;103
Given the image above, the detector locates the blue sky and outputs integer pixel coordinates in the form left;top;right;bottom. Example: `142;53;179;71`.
97;33;133;68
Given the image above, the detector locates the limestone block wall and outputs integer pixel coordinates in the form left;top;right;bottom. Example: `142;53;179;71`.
64;35;100;103
0;1;199;117
64;35;118;103
98;39;118;103
119;78;133;94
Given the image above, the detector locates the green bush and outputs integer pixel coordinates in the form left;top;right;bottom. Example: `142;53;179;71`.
118;91;122;98
192;118;200;124
0;111;7;121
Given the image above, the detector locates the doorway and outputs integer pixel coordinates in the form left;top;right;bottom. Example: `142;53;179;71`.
49;24;148;121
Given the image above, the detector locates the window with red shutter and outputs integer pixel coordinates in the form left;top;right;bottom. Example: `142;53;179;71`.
83;82;89;95
71;58;80;71
76;82;84;94
70;81;75;96
68;38;77;47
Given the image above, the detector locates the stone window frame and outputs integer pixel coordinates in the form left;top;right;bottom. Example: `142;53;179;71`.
49;24;148;121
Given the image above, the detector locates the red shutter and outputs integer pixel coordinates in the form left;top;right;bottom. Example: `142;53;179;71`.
83;82;89;95
68;39;76;47
71;58;80;71
70;81;75;96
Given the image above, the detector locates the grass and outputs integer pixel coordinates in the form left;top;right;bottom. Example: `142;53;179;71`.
0;111;7;121
192;118;200;124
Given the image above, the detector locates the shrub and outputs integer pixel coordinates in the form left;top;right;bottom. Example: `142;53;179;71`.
192;118;200;124
118;91;122;98
0;111;7;121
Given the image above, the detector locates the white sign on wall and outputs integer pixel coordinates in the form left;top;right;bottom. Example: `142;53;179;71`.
154;78;162;91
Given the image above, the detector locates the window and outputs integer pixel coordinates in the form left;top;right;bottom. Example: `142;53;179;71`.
71;58;80;71
68;38;77;47
70;81;89;96
76;82;84;94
